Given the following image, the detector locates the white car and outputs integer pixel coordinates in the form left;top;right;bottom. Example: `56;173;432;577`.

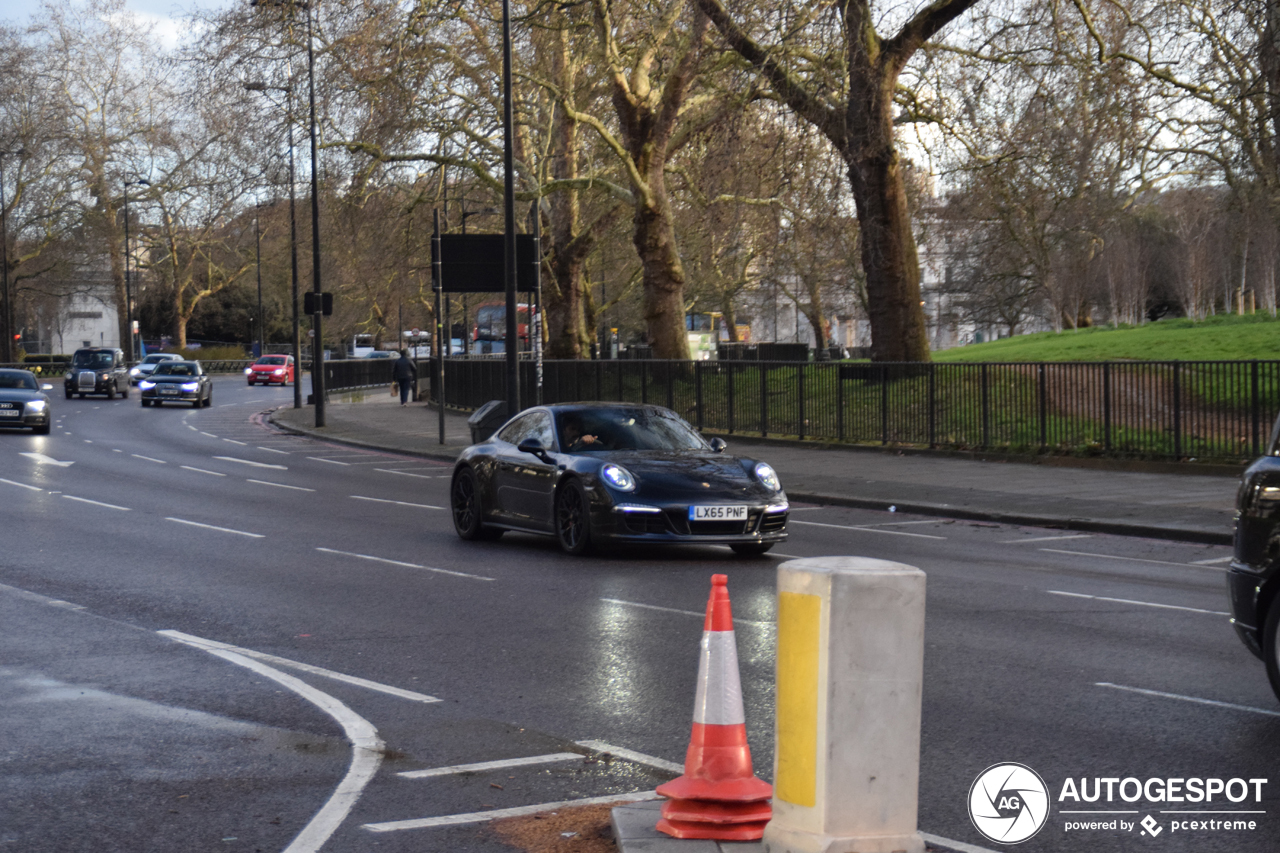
129;353;184;385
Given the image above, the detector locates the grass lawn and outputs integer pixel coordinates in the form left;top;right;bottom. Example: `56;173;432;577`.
933;313;1280;362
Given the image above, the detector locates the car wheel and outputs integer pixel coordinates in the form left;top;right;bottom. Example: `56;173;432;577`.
555;479;593;555
141;399;151;407
34;423;50;435
203;390;212;407
65;389;72;400
105;383;115;400
247;379;255;386
1264;599;1280;704
730;542;774;557
451;467;500;540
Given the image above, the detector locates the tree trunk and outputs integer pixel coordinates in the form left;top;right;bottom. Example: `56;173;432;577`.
633;185;690;359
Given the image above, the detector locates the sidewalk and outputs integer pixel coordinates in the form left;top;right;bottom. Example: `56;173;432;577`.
269;392;1239;545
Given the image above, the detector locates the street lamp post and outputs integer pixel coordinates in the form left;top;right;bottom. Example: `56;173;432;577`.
244;78;303;409
0;150;18;364
123;178;150;363
254;203;263;357
501;0;519;415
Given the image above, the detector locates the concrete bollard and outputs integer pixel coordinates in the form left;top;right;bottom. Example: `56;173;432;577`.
765;557;926;853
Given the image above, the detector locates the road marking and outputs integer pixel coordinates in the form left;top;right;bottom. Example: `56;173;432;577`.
1041;548;1225;571
851;519;943;527
161;630;385;853
790;519;946;539
362;792;655;833
158;630;441;704
1000;534;1093;544
769;552;805;559
398;753;583;780
222;438;248;445
576;740;684;775
131;454;167;464
213;456;287;470
1046;590;1228;616
248;479;315;492
375;469;441;479
600;598;772;628
919;833;1005;853
188;425;198;431
350;495;444;511
0;477;41;491
1095;682;1280;718
83;439;92;444
165;517;264;538
308;457;350;466
64;495;130;511
316;547;494;581
257;446;290;455
20;452;74;467
181;465;226;477
112;449;122;453
201;432;218;438
1191;556;1233;565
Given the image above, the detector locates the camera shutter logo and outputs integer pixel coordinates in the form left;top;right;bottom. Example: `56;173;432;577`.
968;763;1050;844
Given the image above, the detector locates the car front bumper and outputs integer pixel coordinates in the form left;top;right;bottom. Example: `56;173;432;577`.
142;387;202;403
1227;559;1273;659
593;502;789;546
0;409;49;429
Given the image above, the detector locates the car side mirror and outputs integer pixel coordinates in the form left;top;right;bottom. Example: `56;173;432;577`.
709;437;727;453
517;437;552;462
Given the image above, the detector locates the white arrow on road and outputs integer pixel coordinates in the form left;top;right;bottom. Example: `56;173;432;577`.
20;452;74;467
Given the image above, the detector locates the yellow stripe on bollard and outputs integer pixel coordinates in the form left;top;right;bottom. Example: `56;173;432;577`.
775;591;820;807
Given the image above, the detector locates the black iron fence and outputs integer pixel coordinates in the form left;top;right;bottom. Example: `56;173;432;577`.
322;358;397;392
428;357;1280;461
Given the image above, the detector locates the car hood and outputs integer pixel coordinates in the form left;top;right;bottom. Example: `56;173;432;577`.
251;364;286;370
593;451;775;499
147;375;199;383
0;389;41;403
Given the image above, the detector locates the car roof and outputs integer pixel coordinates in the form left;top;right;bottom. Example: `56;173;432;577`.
0;368;36;379
541;402;674;415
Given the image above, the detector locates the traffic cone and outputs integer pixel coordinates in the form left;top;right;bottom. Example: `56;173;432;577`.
656;574;772;840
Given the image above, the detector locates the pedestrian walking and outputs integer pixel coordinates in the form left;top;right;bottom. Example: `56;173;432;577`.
393;349;417;406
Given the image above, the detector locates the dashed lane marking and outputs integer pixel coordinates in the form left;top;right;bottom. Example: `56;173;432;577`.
375;469;444;479
575;740;684;775
398;753;583;780
257;446;290;454
213;456;287;470
1046;589;1228;616
0;477;41;491
316;547;494;581
248;479;315;492
308;457;350;466
200;432;217;438
131;454;167;464
1000;534;1093;544
1040;548;1227;571
181;466;226;476
600;598;772;629
362;792;655;833
350;495;444;510
64;495;130;511
222;438;248;446
1095;682;1280;719
790;519;946;539
165;517;263;538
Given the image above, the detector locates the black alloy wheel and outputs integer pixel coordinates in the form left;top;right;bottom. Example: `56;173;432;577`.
555;479;593;555
105;383;114;400
1264;601;1280;703
203;389;212;407
452;467;500;540
730;542;774;557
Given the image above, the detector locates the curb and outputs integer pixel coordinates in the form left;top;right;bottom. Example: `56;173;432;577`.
266;407;462;465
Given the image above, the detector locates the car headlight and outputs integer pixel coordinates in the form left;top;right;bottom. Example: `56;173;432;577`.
138;380;155;390
755;462;781;491
26;400;47;412
273;369;285;375
181;382;200;392
601;463;636;492
129;367;141;376
244;367;253;376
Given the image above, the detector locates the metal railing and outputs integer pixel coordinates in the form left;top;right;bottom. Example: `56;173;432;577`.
322;358;397;392
428;357;1280;461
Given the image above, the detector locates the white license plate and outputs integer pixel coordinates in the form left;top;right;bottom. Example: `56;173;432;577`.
689;505;747;521
160;388;181;395
0;409;19;417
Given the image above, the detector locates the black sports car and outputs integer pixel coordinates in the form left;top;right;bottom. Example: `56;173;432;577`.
1230;416;1280;702
138;360;213;408
451;403;789;555
0;369;53;434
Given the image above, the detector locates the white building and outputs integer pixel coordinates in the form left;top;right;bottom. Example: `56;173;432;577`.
34;276;121;355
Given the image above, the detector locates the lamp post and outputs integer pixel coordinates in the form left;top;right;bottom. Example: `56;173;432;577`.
254;203;263;357
501;0;518;415
123;178;150;363
0;150;18;364
245;77;302;409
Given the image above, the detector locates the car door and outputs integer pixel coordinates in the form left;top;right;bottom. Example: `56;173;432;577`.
492;411;558;529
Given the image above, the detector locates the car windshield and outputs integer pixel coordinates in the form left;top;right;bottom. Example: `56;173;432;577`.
0;372;36;390
153;363;195;376
556;408;708;452
257;356;287;365
71;351;113;368
143;354;174;364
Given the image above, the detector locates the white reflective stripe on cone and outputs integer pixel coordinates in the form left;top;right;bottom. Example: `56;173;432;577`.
692;631;745;725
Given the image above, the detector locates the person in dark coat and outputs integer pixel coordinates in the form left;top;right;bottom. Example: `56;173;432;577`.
393;349;417;405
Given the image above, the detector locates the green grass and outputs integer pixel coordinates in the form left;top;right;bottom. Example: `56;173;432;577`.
933;313;1280;363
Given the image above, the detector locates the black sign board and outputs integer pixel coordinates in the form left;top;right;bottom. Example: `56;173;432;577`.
433;234;539;293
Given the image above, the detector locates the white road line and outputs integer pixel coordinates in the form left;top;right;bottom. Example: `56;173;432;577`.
0;477;41;491
398;753;583;780
161;631;385;853
165;517;263;538
769;552;806;559
1046;590;1229;616
362;792;655;833
919;833;1004;853
188;425;198;431
576;740;684;774
375;469;442;479
600;598;772;628
213;456;287;470
1000;534;1093;544
222;438;248;446
158;630;441;704
790;519;946;539
1040;548;1225;571
181;465;226;477
316;547;494;581
852;519;944;527
350;495;444;511
112;449;122;453
201;432;218;438
248;479;315;492
131;454;167;464
20;452;74;467
83;439;92;444
257;446;290;455
63;495;130;511
1191;556;1234;565
308;457;350;466
1095;682;1280;718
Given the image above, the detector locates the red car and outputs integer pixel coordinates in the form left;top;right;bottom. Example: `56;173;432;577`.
246;355;295;386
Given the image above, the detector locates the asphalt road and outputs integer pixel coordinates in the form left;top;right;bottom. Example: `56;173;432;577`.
0;374;1276;853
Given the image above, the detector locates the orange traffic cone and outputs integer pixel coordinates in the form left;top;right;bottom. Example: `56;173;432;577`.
656;574;772;840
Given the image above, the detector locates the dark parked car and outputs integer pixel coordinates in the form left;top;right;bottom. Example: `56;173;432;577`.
1230;417;1280;703
138;360;213;408
64;347;129;399
450;403;789;555
0;369;53;434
